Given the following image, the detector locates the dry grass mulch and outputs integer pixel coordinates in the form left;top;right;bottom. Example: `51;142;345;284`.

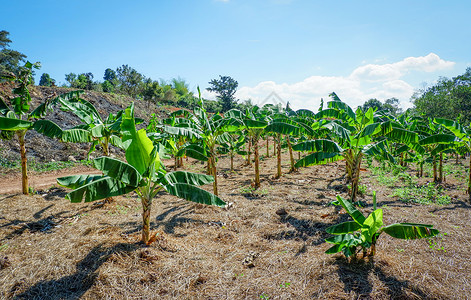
1;152;471;299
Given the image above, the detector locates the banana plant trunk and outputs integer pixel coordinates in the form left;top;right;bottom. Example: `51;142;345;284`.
345;149;363;201
287;137;296;172
276;134;282;178
207;159;211;175
439;152;443;183
17;130;28;195
254;138;260;189
468;157;471;199
211;155;218;196
273;138;276;156
247;139;252;166
433;155;438;183
102;137;115;204
267;135;270;157
141;195;152;244
230;154;234;171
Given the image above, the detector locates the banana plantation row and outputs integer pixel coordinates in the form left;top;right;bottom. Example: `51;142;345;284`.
0;64;460;259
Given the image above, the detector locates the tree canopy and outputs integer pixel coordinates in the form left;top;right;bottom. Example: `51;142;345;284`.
207;75;238;112
0;30;27;76
412;68;471;125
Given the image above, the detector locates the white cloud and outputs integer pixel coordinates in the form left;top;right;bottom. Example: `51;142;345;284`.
227;53;454;111
350;53;455;82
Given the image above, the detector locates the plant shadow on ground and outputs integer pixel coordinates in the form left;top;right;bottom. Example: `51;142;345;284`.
329;258;431;299
12;243;139;300
263;211;348;246
121;203;203;237
2;211;70;240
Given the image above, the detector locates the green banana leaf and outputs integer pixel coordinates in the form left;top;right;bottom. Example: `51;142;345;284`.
32;120;63;139
61;176;136;203
164;183;225;207
419;134;457;146
295;152;343;168
62;128;91;143
57;174;104;190
164;171;214;186
326;221;362;235
265;121;301;136
336;195;366;224
382;223;439;239
361;209;383;243
292;139;343;153
0;116;32;130
93;156;142;187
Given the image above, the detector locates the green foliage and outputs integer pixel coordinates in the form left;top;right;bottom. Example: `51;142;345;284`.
392;182;452;205
412;68;471;125
325;194;440;260
57;103;225;244
39;73;55;87
207;75;238;112
0;30;27;77
116;64;143;97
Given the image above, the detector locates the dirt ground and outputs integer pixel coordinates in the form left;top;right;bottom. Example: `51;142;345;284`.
1;146;470;299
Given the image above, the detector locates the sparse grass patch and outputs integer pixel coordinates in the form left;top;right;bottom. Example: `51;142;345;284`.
392;182;451;205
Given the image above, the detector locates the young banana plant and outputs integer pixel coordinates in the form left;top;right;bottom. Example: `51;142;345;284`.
293;93;417;202
57;103;225;245
434;118;471;199
0;62;82;194
325;193;440;260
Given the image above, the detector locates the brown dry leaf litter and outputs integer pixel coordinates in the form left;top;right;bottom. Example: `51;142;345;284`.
1;149;471;299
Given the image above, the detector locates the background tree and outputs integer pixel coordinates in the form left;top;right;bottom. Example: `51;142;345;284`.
102;68;117;92
383;97;402;115
39;73;55;87
361;98;383;112
116;64;143;97
0;30;27;76
412;68;471;125
207;75;238;112
65;73;77;87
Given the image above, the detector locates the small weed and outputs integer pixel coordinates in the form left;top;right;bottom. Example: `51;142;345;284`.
395;248;404;252
260;293;270;300
427;233;447;252
280;282;291;288
0;243;8;251
108;205;129;215
357;184;367;196
392;182;451;205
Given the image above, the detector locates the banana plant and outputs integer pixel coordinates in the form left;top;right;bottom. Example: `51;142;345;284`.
218;132;247;171
58;96;145;157
148;111;203;170
434;118;471;198
57;103;225;245
325;193;440;260
165;89;242;196
242;106;269;189
0;62;82;194
265;118;302;178
293;93;417;201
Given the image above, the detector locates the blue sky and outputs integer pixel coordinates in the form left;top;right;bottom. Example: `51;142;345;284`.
2;0;470;111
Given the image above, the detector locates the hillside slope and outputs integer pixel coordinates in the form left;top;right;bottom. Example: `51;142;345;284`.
0;84;166;164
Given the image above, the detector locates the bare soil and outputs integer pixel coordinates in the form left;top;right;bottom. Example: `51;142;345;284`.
1;147;470;299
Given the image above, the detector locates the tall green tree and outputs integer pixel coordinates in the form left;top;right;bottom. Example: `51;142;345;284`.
413;68;471;125
116;64;143;97
207;75;238;112
0;31;27;76
39;73;55;87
